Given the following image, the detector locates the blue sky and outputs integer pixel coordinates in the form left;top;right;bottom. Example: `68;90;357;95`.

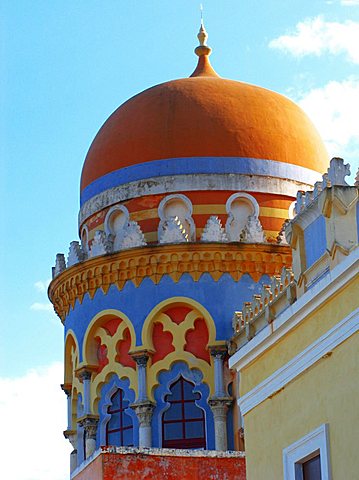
1;1;358;479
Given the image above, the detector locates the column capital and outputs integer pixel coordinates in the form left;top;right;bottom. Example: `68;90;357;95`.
209;344;228;359
209;396;232;419
131;401;155;427
78;415;99;439
130;349;153;367
63;429;77;449
61;383;72;396
75;365;98;382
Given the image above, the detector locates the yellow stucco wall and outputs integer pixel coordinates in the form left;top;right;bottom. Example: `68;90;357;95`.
240;275;358;396
243;332;359;479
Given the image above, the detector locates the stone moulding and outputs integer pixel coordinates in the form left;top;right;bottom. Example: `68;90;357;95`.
48;243;291;322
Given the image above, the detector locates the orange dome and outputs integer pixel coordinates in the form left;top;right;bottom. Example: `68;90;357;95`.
81;49;328;192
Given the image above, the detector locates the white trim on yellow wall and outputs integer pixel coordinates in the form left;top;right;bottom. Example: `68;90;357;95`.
229;247;358;372
238;307;359;416
283;424;331;480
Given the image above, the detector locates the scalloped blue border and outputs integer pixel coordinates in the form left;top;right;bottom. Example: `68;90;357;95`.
151;361;215;449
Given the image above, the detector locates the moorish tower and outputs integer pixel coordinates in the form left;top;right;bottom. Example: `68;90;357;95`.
49;24;329;479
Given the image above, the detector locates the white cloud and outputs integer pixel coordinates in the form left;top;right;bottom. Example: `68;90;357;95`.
292;77;359;176
34;279;51;293
341;0;359;5
269;16;359;64
0;363;71;480
30;302;53;312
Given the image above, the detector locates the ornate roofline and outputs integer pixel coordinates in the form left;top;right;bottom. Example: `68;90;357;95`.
49;242;291;322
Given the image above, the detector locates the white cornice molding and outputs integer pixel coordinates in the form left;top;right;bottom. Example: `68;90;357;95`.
238;307;359;416
229;247;359;372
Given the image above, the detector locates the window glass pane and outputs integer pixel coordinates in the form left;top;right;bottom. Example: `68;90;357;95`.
108;412;120;430
164;422;183;440
122;427;133;446
164;403;182;420
109;390;121;410
185;421;204;439
303;455;322;480
167;380;182;400
107;429;121;446
122;411;133;428
183;379;194;397
184;402;203;419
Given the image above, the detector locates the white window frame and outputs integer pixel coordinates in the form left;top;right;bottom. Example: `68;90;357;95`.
283;424;331;480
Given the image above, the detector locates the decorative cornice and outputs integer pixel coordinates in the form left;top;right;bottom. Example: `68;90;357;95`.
237;307;359;416
49;243;291;322
79;173;313;226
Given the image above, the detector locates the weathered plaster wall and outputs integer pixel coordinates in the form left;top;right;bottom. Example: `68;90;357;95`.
243;333;359;480
73;449;246;480
240;275;358;395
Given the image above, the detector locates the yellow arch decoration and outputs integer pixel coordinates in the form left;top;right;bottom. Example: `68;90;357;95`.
82;308;136;364
141;297;220;400
81;309;137;413
141;296;217;349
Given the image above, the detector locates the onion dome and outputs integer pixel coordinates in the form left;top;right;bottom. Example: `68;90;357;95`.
81;23;328;196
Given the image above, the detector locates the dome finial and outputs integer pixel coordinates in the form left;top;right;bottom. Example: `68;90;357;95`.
195;5;211;56
190;5;219;77
198;4;208;46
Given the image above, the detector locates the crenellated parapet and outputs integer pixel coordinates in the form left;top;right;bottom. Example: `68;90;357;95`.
229;266;295;353
52;211;269;279
284;158;358;296
49;242;292;322
230;159;359;355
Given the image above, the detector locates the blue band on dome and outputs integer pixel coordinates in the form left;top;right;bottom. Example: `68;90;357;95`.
80;157;322;205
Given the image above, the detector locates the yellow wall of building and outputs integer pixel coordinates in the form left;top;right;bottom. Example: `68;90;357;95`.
240;275;358;396
243;332;359;480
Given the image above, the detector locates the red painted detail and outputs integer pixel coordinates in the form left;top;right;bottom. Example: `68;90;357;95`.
87;210;106;231
125;194;165;212
102;317;122;337
116;328;136;368
151;322;175;364
96;337;109;373
73;451;246;480
184;318;210;363
164;306;192;325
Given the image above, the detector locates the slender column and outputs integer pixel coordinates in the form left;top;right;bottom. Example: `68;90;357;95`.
64;429;78;473
130;350;155;447
135;353;149;402
208;398;232;451
61;383;73;434
79;416;99;459
210;347;227;397
131;402;155;447
76;366;97;415
209;345;232;451
81;371;92;415
61;384;77;472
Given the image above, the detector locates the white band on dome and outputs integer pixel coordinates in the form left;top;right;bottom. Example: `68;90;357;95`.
78;172;320;227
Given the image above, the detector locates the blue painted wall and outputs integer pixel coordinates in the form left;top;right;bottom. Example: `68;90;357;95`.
65;272;270;359
304;215;327;269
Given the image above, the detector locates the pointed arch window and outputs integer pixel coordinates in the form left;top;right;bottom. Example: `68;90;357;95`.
162;376;206;449
106;388;133;446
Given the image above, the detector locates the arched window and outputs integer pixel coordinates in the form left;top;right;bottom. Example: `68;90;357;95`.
162;376;206;449
106;388;133;446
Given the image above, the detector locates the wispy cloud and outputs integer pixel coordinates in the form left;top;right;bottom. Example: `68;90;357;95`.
292;77;359;173
30;302;53;312
269;16;359;64
34;279;51;293
0;363;70;480
341;0;359;5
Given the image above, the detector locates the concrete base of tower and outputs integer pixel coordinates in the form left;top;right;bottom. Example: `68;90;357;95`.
71;447;246;480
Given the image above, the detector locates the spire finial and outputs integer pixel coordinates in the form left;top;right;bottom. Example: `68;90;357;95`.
190;7;219;78
197;4;209;48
